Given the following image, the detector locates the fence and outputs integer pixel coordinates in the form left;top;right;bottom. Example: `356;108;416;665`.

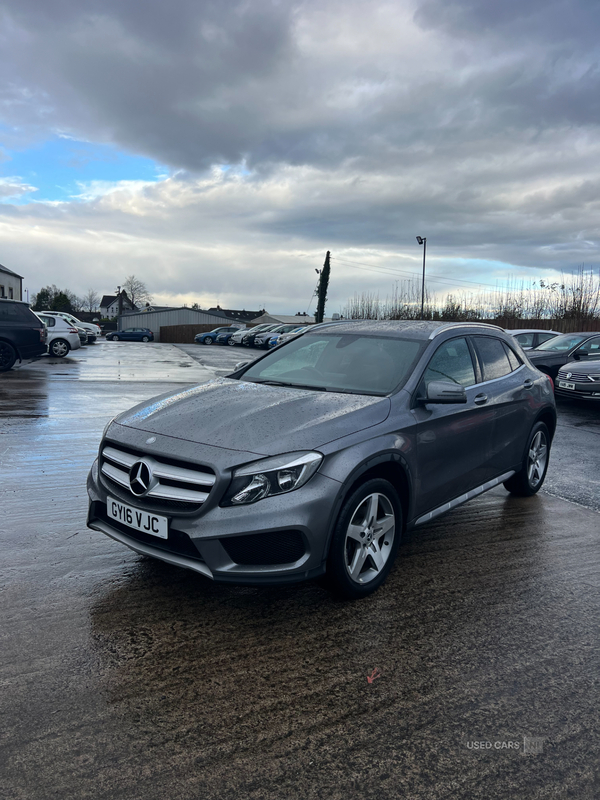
159;323;257;343
500;318;600;333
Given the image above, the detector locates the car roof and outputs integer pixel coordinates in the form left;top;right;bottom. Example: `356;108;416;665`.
304;319;505;340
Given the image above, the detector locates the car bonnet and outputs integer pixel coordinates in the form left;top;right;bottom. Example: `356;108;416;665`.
114;378;391;454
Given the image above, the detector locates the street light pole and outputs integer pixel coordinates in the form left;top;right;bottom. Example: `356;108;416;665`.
416;236;427;319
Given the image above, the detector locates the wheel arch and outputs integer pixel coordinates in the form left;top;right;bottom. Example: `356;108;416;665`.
534;407;557;443
0;336;21;361
321;452;413;561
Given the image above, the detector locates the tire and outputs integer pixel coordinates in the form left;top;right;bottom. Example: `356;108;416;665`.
142;336;150;342
50;339;70;358
0;341;17;372
503;421;550;496
227;338;236;346
327;478;402;600
111;335;120;341
202;337;212;345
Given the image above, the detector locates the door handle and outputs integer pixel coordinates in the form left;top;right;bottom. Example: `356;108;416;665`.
474;393;488;405
523;379;533;389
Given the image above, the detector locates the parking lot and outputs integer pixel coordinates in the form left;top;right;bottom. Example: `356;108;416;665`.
1;340;600;800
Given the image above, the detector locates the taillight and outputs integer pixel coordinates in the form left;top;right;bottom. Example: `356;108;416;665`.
68;327;78;333
547;374;554;391
39;328;47;342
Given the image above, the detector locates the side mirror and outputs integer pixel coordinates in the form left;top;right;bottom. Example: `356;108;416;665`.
572;349;584;360
420;380;467;404
234;361;249;371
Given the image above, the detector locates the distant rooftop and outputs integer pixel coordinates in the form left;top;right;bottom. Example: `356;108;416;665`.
0;263;24;279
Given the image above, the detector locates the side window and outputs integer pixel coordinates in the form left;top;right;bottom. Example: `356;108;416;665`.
537;333;556;345
503;343;522;371
578;337;600;356
473;336;512;381
0;303;19;319
422;338;476;388
515;333;534;348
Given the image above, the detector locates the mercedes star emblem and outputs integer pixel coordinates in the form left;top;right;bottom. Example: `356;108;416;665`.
129;461;152;496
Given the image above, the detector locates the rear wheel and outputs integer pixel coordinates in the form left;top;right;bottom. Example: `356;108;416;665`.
503;421;550;496
327;478;402;600
227;338;236;346
142;336;150;342
0;341;17;371
50;339;70;357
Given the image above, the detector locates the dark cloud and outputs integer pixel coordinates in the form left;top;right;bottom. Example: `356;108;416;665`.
1;0;600;305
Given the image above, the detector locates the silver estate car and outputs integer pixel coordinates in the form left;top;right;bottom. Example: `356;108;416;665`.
87;321;557;599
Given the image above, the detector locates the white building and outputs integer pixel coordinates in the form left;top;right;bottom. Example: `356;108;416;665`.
0;264;23;301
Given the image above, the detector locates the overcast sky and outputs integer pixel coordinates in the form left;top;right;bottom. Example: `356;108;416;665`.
1;0;599;313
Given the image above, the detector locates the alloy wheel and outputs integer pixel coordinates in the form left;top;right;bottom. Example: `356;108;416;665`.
527;430;548;488
344;492;396;585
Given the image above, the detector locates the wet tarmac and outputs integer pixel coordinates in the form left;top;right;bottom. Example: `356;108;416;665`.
1;342;600;799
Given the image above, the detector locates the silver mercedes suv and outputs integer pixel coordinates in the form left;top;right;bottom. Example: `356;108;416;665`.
87;321;556;599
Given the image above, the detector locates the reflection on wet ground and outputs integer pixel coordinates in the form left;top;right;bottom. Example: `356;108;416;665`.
1;342;600;799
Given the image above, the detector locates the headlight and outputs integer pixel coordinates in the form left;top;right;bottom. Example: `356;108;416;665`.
221;451;323;506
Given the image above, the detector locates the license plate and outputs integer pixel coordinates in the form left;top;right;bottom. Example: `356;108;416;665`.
558;381;576;390
107;497;168;539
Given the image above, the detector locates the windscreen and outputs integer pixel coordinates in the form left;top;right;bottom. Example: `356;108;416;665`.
241;333;424;395
534;333;589;352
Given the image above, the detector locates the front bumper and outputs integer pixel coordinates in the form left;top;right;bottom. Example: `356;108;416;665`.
555;381;600;400
86;453;340;586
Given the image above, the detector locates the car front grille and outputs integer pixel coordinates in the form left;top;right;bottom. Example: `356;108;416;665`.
100;442;216;513
557;370;600;383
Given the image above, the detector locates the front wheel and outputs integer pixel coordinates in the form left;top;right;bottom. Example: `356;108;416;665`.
327;478;402;600
227;338;236;346
0;341;17;371
50;339;70;357
202;336;212;345
503;421;550;496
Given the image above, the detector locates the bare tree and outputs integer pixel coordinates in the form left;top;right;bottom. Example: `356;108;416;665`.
122;275;152;308
82;289;100;312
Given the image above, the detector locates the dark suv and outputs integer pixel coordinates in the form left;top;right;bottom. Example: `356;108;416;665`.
0;299;47;371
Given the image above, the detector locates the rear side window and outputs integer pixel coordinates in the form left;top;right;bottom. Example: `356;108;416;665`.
39;316;56;327
473;336;512;381
0;303;19;319
422;337;476;387
503;343;522;371
514;332;534;347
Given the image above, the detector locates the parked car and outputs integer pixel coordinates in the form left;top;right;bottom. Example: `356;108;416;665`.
555;359;600;400
242;324;281;347
87;321;556;600
195;327;241;345
228;324;272;347
106;328;154;342
39;311;100;342
76;327;89;346
215;329;245;345
526;332;600;380
36;313;81;357
505;329;560;350
268;326;311;348
254;324;306;349
0;299;47;371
